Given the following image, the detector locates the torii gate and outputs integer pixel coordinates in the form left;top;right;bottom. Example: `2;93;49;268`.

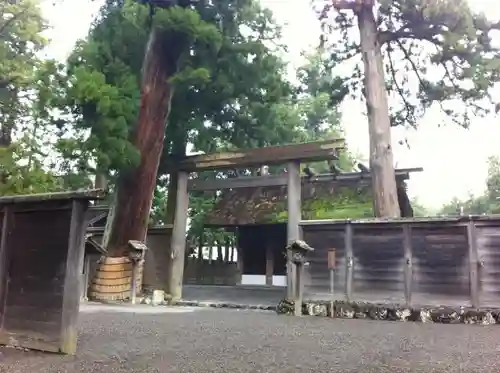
164;139;346;300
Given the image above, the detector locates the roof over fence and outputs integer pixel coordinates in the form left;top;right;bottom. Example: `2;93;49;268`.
204;168;422;226
0;189;105;205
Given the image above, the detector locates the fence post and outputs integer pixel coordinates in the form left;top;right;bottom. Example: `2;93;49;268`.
467;220;480;308
402;224;413;307
344;222;353;302
328;249;336;317
287;161;302;298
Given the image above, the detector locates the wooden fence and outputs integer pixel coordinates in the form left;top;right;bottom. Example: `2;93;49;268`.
0;190;100;354
300;216;500;308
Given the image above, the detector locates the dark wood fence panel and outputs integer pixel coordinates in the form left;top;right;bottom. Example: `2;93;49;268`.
2;208;72;343
183;259;239;285
0;190;101;354
301;217;500;309
302;226;346;301
411;225;470;307
0;210;5;323
477;224;500;307
351;226;405;304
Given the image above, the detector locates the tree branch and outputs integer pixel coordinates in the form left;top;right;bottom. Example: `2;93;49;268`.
331;0;374;11
386;42;413;126
0;5;29;39
395;39;462;126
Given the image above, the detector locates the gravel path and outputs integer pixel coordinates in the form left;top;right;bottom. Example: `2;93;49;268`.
1;304;500;373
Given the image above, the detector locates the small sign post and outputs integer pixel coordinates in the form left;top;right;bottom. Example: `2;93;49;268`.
328;249;336;317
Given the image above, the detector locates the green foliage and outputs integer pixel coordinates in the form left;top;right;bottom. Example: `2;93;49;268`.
0;1;69;195
0;138;63;195
321;0;500;127
440;155;500;215
271;187;373;222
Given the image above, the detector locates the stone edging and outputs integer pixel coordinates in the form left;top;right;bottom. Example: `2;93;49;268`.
277;299;500;325
171;300;276;311
88;295;500;325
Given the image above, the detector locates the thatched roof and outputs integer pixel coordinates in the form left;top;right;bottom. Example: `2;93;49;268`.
204;169;419;226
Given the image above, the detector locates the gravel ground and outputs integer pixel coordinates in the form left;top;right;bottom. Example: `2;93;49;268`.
1;304;500;373
182;285;284;306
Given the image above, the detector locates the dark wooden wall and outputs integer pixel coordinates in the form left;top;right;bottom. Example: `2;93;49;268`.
301;217;500;308
238;224;287;276
0;194;93;355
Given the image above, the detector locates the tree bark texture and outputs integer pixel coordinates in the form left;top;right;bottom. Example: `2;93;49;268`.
89;28;185;301
357;6;401;218
106;28;183;256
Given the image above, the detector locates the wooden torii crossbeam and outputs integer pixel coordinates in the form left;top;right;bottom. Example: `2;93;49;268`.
164;139;345;172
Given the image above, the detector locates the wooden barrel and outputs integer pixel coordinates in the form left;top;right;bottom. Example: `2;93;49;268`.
89;256;144;302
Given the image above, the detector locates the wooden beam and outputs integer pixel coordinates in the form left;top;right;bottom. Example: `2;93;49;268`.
265;244;273;286
344;222;354;302
168;171;190;301
188;168;423;191
165;139;345;172
0;189;105;205
0;207;11;322
467;220;480;308
287;161;301;298
402;224;413;307
60;200;87;355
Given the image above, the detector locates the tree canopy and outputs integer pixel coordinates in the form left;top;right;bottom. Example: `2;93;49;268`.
321;0;500;128
440;155;500;215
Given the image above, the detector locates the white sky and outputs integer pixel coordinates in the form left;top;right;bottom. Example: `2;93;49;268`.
41;0;500;209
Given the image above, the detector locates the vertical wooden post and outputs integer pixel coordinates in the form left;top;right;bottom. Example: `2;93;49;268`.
402;224;413;307
196;231;204;284
344;222;353;302
60;200;87;355
81;256;91;302
0;207;11;323
467;220;480;308
265;243;274;286
168;170;190;301
328;249;336;318
287;161;301;298
235;228;243;284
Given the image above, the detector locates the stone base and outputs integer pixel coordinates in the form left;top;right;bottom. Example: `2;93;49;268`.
276;299;499;325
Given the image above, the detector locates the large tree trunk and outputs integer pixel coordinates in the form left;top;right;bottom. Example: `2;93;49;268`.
357;5;400;218
89;28;184;301
107;28;181;256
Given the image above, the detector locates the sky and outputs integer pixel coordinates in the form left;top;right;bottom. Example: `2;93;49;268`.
41;0;500;209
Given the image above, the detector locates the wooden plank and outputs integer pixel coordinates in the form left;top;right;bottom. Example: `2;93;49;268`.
344;223;353;301
265;244;273;286
0;189;104;205
81;256;91;301
60;200;88;355
467;220;480;308
169;171;190;300
0;330;60;353
402;224;413;307
165;139;345;172
0;207;9;325
188;168;422;191
287;161;302;299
